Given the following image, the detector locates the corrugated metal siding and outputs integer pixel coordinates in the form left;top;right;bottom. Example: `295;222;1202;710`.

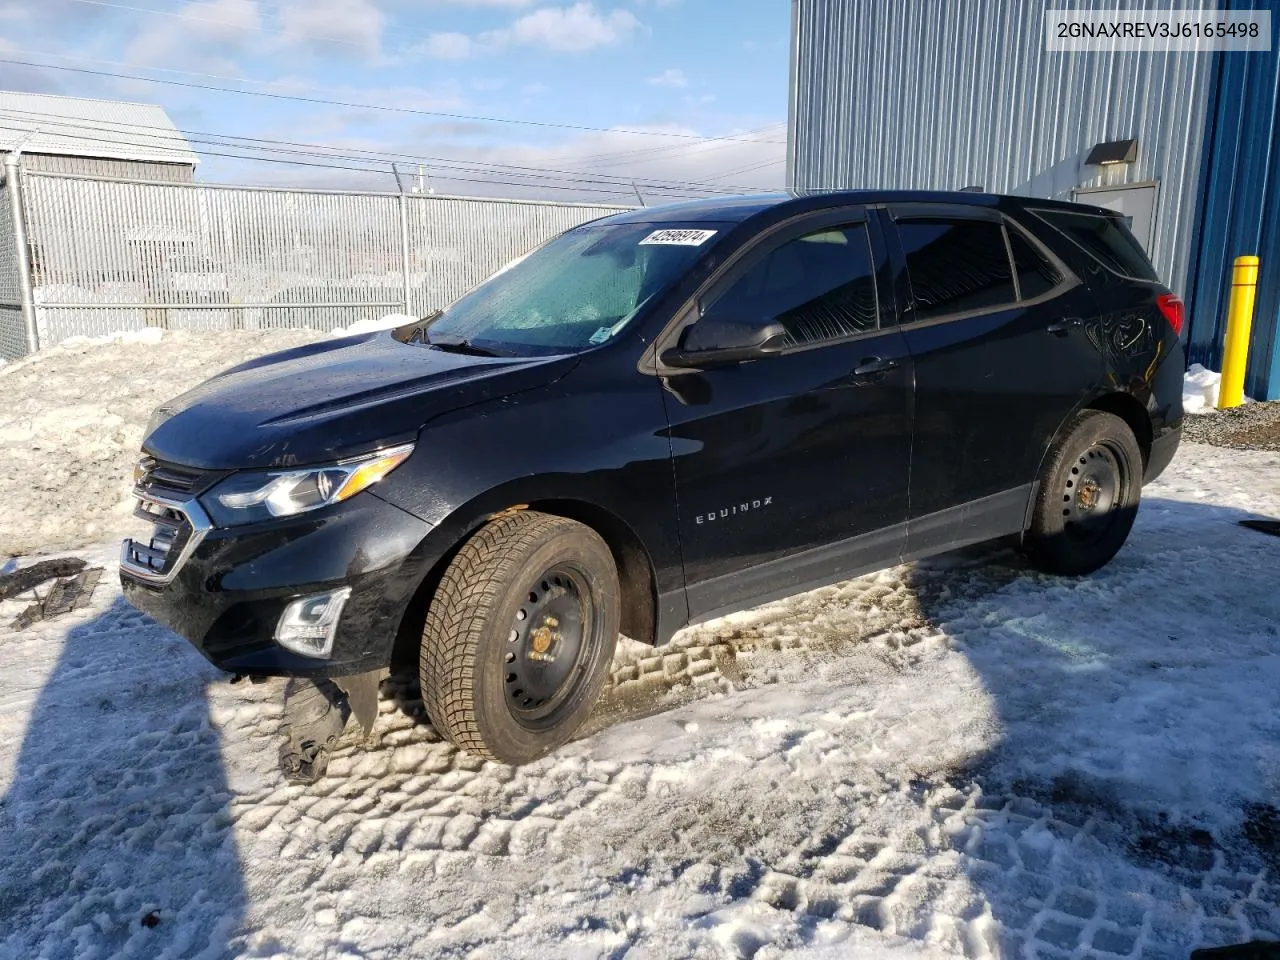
0;91;199;166
789;0;1219;299
20;154;194;182
1184;35;1280;399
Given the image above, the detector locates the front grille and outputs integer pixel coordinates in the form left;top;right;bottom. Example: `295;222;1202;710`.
136;457;225;498
123;499;193;578
120;490;212;585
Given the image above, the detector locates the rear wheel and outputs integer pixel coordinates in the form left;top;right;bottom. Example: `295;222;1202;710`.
1023;410;1144;576
419;511;619;764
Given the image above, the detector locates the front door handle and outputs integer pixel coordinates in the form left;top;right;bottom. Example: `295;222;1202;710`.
1047;318;1083;337
852;356;900;377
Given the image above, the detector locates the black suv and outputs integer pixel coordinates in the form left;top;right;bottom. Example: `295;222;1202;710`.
121;191;1184;776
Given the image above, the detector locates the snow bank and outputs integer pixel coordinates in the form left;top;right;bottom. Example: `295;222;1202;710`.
1183;362;1258;414
0;328;322;557
1183;363;1222;414
330;313;417;337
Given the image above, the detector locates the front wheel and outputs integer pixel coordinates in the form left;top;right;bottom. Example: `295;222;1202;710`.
419;511;620;764
1022;410;1144;576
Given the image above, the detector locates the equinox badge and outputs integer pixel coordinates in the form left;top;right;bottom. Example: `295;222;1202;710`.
695;497;773;524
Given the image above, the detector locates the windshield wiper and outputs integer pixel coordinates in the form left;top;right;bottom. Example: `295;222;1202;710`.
390;310;442;345
428;336;506;358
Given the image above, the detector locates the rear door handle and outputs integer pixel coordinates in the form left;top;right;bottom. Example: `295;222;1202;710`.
851;356;900;380
1047;318;1083;337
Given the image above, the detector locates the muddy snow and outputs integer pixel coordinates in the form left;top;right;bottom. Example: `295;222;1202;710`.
0;332;1278;959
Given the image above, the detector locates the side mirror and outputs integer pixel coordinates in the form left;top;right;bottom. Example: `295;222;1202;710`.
660;315;789;369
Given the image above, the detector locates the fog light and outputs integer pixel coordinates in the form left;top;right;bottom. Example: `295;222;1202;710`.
274;587;351;658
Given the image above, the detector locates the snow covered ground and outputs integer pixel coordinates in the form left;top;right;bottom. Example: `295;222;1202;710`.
0;328;322;558
0;333;1278;959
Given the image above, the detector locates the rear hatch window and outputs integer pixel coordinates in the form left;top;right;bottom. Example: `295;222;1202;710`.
1029;208;1158;281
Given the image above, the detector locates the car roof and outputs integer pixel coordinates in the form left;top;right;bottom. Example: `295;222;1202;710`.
593;189;1117;226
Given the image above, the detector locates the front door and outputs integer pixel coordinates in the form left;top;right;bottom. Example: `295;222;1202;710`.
659;211;914;620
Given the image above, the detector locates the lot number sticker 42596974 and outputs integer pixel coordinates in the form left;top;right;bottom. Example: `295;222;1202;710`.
639;229;718;246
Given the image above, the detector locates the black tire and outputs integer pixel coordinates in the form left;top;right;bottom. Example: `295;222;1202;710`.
419;511;620;764
1022;410;1144;576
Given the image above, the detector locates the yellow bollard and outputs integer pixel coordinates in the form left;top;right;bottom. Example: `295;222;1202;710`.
1218;255;1260;409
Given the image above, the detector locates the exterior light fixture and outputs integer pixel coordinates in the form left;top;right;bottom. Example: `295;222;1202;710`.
1085;138;1139;166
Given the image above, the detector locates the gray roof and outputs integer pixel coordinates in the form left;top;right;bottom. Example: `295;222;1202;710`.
0;91;198;167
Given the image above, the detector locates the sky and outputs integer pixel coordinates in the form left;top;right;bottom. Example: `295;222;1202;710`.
0;0;791;202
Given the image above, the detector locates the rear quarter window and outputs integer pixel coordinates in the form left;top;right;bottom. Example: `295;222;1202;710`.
1029;208;1157;281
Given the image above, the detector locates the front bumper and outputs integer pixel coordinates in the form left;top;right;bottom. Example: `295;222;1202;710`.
121;491;434;677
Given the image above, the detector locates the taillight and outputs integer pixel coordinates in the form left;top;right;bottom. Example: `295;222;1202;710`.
1156;293;1184;336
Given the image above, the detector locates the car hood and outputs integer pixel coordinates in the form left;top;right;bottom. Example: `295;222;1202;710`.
143;332;578;470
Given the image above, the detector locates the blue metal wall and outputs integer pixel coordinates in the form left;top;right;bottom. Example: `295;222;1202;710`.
1184;27;1280;399
788;0;1220;299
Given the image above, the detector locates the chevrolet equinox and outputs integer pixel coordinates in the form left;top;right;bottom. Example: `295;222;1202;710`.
121;191;1185;780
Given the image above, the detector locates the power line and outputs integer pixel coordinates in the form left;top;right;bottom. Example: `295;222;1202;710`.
0;107;783;196
0;116;775;200
8;47;787;167
1;54;788;145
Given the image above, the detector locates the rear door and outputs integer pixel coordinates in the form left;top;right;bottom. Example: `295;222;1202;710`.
882;204;1104;556
659;209;913;619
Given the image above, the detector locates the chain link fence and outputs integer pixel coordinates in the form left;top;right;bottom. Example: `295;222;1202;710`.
3;170;629;355
0;186;26;361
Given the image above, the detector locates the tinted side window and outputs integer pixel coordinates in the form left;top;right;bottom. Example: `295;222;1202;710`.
897;219;1016;321
1031;209;1157;280
1008;229;1063;300
710;224;878;347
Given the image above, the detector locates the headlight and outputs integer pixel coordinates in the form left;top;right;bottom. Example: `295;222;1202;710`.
202;443;414;527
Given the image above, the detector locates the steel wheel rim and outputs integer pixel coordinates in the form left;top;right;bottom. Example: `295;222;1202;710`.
1061;441;1125;544
503;564;592;728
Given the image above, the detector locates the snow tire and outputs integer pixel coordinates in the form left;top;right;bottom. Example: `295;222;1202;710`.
419;511;620;765
1023;409;1144;576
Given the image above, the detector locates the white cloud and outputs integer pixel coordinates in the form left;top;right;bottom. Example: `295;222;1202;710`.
419;31;476;60
414;3;642;60
277;0;384;59
123;0;261;69
502;3;641;52
647;68;687;88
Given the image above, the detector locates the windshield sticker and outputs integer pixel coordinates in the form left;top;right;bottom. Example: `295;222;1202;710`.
639;229;718;247
588;326;613;345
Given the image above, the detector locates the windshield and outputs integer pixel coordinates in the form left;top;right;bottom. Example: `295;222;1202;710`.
421;222;722;356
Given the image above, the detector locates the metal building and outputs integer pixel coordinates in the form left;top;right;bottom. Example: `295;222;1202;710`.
788;0;1280;399
0;91;197;182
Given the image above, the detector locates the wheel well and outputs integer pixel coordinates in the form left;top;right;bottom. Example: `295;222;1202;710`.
527;499;658;647
389;499;659;671
1087;392;1152;464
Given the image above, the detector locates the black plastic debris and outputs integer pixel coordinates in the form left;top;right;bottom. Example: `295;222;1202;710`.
3;561;102;631
1191;941;1280;959
1239;519;1280;538
0;557;86;602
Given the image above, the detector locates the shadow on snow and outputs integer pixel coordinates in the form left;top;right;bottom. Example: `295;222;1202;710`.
0;596;245;958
